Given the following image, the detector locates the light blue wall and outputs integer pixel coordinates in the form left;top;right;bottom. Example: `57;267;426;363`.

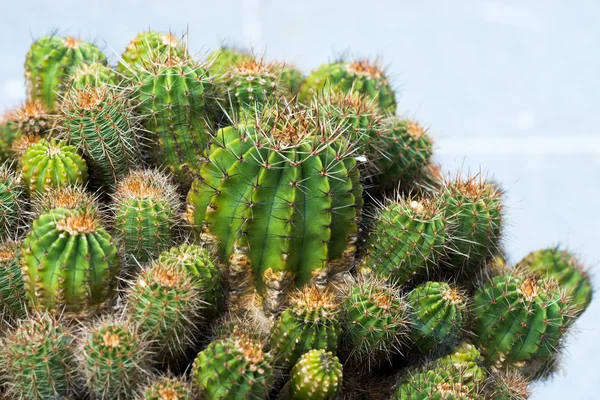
2;1;599;398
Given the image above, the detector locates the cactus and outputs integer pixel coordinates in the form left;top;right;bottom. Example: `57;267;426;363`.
361;196;448;285
299;59;396;114
156;243;222;315
29;185;100;219
270;286;341;369
0;113;19;163
485;371;531;400
20;138;88;194
406;282;468;353
0;165;25;239
433;342;487;390
206;46;253;77
125;261;203;365
59;84;142;188
516;247;593;318
25;35;107;111
186;104;362;315
473;272;571;369
394;367;481;400
192;327;274;399
135;56;217;180
79;318;150;399
442;175;504;275
274;62;305;98
289;349;342;400
1;313;78;399
0;240;27;320
118;30;188;77
5;99;53;137
113;169;180;263
341;277;410;370
11;133;43;162
142;376;191;400
20;206;120;315
68;61;118;92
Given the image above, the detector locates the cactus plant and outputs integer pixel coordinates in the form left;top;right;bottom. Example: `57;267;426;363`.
205;45;253;77
516;247;593;318
1;312;78;399
5;99;53;137
433;342;487;391
118;30;188;77
20;138;88;194
0;239;27;320
79;318;150;399
485;371;531;400
113;169;180;263
20;206;120;315
192;326;274;399
68;61;118;92
394;367;481;400
25;35;107;111
289;349;343;400
270;286;341;369
406;282;468;353
29;185;100;219
142;376;191;400
0;165;25;239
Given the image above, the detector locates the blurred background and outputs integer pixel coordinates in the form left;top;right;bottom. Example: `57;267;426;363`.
1;1;598;398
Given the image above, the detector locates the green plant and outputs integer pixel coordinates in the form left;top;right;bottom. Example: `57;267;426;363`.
0;239;27;320
118;30;188;77
142;376;191;400
0;165;25;239
289;349;342;400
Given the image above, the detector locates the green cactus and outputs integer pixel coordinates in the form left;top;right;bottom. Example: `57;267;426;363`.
289;349;342;400
270;287;341;369
20;206;120;315
142;376;191;400
299;59;396;114
0;240;27;320
341;277;410;370
0;113;19;163
25;35;107;111
516;247;593;318
394;367;481;400
206;46;253;77
30;185;100;219
126;261;203;365
67;61;118;92
59;84;142;188
192;327;274;399
406;282;468;353
5;99;53;137
361;196;448;285
275;62;305;98
20;138;88;194
117;30;188;77
0;165;25;239
11;134;43;163
135;56;217;180
433;342;487;390
442;175;503;275
1;313;78;399
485;372;531;400
186;104;362;315
473;272;571;369
156;243;222;315
80;319;150;399
113;169;180;263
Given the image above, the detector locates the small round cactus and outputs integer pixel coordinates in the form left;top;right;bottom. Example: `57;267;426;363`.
0;165;25;239
118;30;188;77
433;342;487;390
113;169;180;264
205;45;253;77
192;327;274;399
142;376;191;400
1;313;78;399
67;61;118;92
20;206;120;315
406;282;468;353
5;99;53;137
79;319;150;399
0;239;27;320
485;371;531;400
20;138;88;194
270;286;341;369
394;367;480;400
25;35;107;111
29;185;100;219
289;349;343;400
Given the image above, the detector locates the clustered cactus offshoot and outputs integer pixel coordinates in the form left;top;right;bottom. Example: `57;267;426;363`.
0;30;591;400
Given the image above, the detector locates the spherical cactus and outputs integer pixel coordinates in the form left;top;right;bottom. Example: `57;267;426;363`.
441;175;504;275
485;371;531;400
186;104;362;315
289;349;342;400
25;35;107;111
0;111;19;163
361;196;448;285
11;134;43;162
516;247;593;318
394;367;480;400
192;328;274;399
135;56;218;180
1;313;78;399
156;243;222;315
117;30;188;77
142;376;191;400
0;165;25;239
125;261;203;365
299;59;396;114
406;282;468;353
270;286;341;369
340;277;410;370
59;84;142;189
79;319;150;399
433;342;487;390
113;169;180;264
206;45;253;77
20;138;88;194
67;61;118;92
473;272;571;369
20;206;120;315
275;62;305;98
5;99;53;137
30;185;100;219
0;239;27;320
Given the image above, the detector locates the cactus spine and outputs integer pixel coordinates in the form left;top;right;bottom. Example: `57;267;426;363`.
0;240;27;320
5;99;53;137
118;31;188;77
289;349;342;400
142;376;191;400
0;166;25;239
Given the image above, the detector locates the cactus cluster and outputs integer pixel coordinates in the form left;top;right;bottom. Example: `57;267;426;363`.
0;29;591;400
